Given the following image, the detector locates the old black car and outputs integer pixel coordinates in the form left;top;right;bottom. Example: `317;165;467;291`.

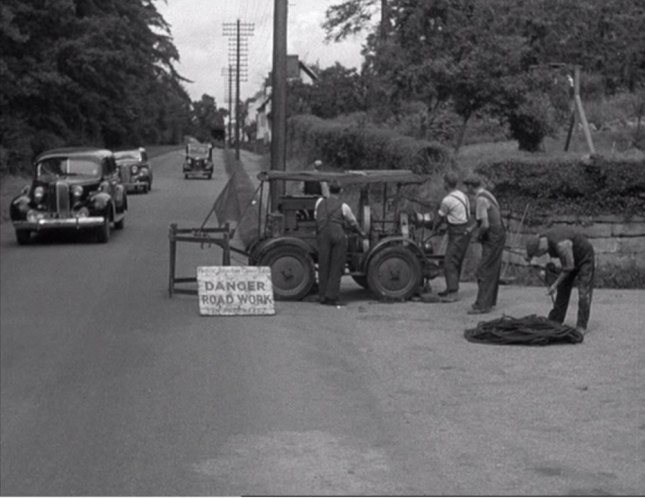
114;147;153;193
182;142;214;179
10;147;127;244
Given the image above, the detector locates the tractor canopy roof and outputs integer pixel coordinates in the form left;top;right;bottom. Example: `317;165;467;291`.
257;169;430;185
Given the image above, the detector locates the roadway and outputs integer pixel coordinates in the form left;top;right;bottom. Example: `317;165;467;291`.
1;148;643;495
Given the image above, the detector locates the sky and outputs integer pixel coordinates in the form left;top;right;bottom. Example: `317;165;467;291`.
156;0;370;106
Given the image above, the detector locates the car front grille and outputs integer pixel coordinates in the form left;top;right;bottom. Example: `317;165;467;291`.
46;184;56;212
56;182;70;217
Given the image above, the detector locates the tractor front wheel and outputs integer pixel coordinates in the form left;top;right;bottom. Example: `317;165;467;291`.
258;246;315;301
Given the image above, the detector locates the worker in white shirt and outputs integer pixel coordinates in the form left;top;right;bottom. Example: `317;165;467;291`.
433;172;473;302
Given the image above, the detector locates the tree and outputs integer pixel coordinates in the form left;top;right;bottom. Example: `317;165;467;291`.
0;0;191;173
287;63;368;119
323;0;644;151
190;94;226;142
323;0;380;42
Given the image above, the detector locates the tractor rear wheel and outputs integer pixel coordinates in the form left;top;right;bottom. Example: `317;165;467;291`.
367;246;422;301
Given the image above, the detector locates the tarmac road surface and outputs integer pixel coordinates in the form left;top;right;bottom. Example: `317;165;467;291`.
1;149;643;495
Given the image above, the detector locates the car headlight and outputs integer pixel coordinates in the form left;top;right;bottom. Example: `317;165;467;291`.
131;165;139;174
72;185;83;198
34;186;44;202
27;210;38;222
76;207;89;218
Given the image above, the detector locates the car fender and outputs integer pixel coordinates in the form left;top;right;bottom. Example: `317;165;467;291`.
114;184;125;207
251;236;315;265
10;193;31;221
362;236;425;273
90;191;113;215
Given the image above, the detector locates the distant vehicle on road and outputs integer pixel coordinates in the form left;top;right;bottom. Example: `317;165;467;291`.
114;147;153;193
183;143;213;179
9;147;127;244
247;170;443;301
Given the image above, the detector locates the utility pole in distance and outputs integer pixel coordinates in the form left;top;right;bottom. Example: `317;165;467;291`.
223;20;254;160
270;0;288;212
221;65;234;147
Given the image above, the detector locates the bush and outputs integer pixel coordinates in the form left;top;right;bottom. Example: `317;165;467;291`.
508;93;558;152
475;155;645;218
287;114;454;174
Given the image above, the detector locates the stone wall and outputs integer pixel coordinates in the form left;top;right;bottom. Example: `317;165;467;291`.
457;212;645;288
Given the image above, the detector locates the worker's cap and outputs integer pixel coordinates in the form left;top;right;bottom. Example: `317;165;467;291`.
443;171;460;187
463;174;482;187
525;234;542;260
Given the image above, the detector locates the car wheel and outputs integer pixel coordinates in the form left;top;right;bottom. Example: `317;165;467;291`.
184;174;189;179
258;246;315;301
207;173;212;180
15;229;31;245
96;216;111;243
367;245;422;301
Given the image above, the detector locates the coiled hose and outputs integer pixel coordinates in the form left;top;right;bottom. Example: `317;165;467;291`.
465;314;584;345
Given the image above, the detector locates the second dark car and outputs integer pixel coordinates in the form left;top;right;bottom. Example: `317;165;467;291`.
114;147;153;193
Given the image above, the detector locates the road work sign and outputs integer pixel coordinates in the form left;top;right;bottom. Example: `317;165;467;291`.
197;266;275;316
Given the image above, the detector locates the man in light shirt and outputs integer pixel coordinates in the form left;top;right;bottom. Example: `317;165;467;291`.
314;181;365;306
434;172;473;302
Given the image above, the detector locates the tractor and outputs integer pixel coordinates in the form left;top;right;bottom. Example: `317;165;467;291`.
246;169;443;301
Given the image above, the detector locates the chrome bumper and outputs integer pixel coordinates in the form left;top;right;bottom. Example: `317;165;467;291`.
13;216;105;230
124;180;148;190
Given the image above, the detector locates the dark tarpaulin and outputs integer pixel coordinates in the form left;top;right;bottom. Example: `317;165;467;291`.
213;170;263;249
464;315;584;345
213;173;241;226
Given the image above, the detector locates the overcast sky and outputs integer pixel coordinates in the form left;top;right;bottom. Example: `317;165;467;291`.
156;0;369;106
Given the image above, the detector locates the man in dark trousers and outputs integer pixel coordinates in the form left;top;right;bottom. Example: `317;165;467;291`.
464;174;506;314
526;228;595;335
434;172;473;302
314;181;365;306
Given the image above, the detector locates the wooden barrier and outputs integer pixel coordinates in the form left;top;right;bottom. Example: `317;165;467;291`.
168;223;232;297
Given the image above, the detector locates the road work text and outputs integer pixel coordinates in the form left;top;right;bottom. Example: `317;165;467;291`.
197;266;275;316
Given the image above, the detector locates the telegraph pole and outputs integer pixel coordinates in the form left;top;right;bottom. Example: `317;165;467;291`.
228;64;233;145
223;20;254;160
221;65;234;147
270;0;288;211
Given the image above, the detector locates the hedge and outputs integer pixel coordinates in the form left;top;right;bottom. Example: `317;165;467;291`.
287;114;454;174
475;155;645;218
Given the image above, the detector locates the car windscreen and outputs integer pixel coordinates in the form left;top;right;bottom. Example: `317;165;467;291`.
37;157;101;178
114;151;139;161
187;145;210;157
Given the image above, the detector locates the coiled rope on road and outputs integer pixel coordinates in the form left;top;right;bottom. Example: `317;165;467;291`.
465;315;584;345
